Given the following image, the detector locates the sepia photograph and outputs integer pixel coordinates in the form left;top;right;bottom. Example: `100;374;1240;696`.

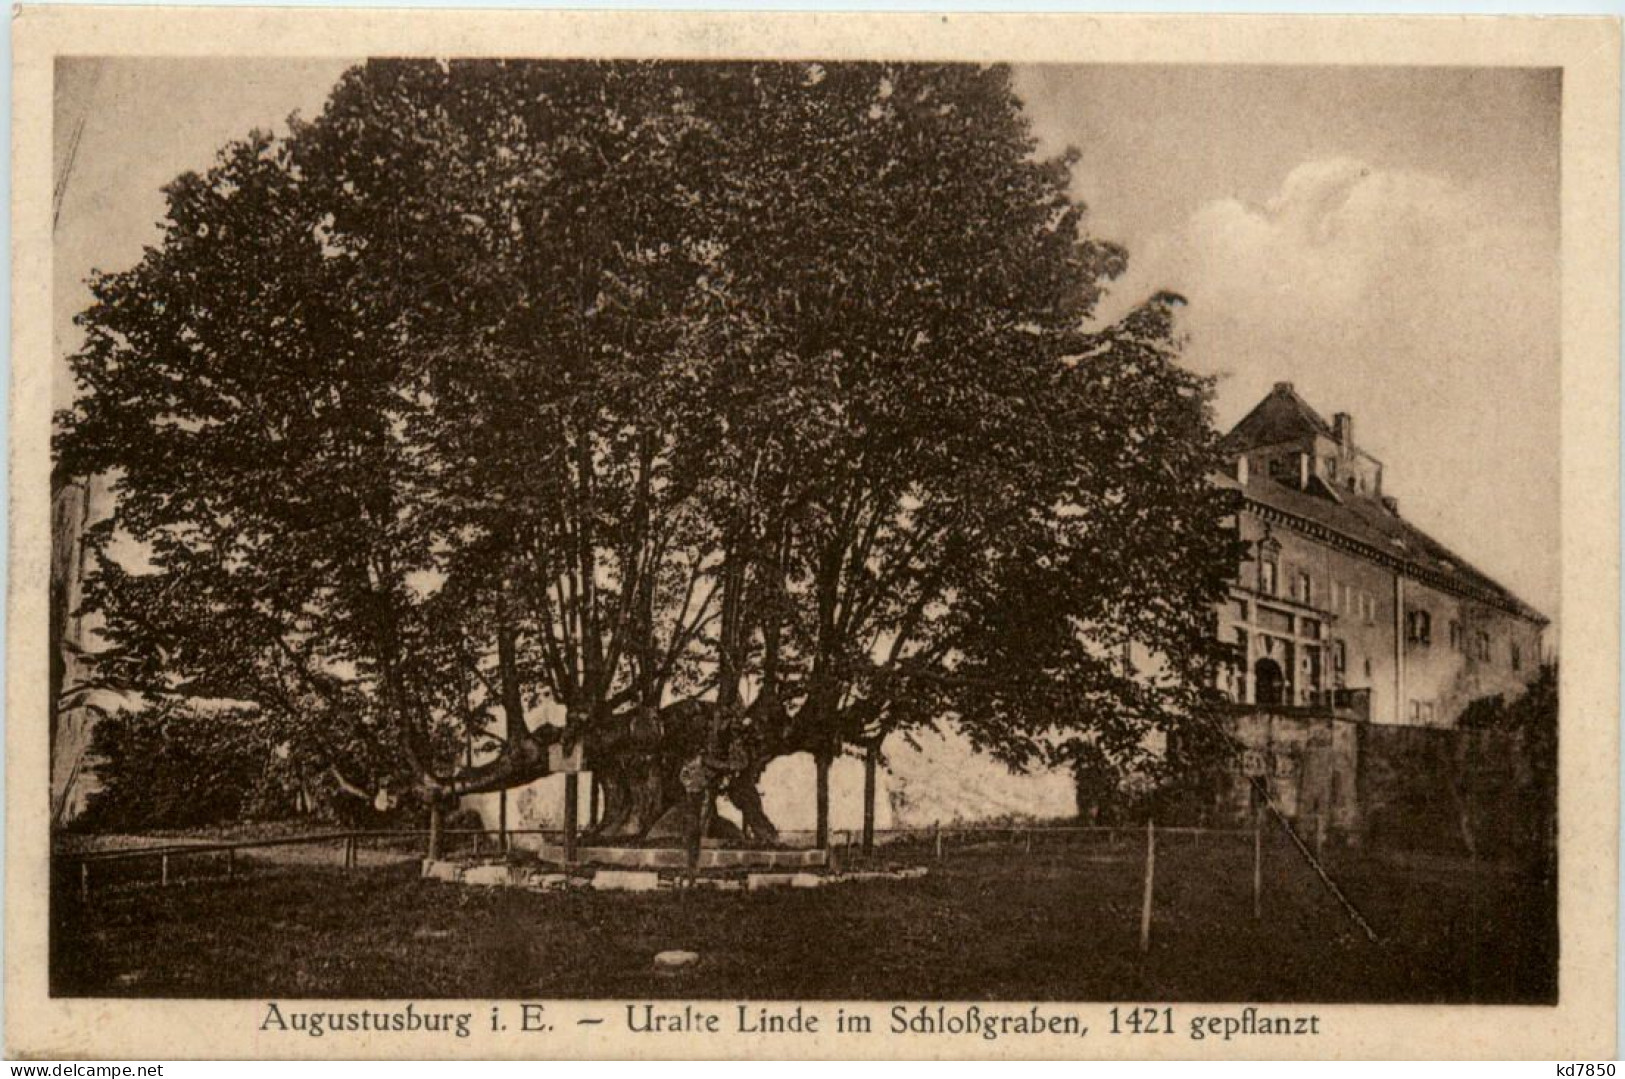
8;6;1619;1063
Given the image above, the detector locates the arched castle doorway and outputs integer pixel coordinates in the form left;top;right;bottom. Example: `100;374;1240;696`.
1254;657;1286;707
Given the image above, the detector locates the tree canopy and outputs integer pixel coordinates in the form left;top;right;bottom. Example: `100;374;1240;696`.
57;59;1240;839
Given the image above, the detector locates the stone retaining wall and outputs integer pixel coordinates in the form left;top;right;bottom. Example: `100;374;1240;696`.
1217;712;1544;858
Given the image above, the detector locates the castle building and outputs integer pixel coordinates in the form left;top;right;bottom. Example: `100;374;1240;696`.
1215;383;1547;727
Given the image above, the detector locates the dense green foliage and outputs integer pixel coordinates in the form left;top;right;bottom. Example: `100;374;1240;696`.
77;704;291;831
58;61;1240;835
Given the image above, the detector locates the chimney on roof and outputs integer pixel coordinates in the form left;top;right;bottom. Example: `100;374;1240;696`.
1273;381;1294;394
1381;495;1399;515
1298;452;1310;491
1235;455;1249;484
1333;412;1353;446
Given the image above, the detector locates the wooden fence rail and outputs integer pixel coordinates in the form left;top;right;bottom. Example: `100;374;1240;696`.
58;821;1263;903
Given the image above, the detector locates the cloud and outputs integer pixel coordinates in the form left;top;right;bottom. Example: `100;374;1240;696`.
1097;158;1560;625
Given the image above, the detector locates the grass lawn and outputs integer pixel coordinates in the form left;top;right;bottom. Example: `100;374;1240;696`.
51;834;1556;1003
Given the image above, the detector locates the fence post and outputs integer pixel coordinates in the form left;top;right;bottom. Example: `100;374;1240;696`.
1024;828;1032;855
1139;818;1156;954
1252;810;1263;920
227;848;235;881
80;861;89;902
473;830;482;856
1315;812;1328;860
160;854;170;888
933;821;943;861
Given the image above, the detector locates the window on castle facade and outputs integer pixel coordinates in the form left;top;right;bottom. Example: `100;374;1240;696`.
1406;609;1432;645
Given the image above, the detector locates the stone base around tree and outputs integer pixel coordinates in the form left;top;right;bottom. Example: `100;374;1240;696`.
504;840;830;870
419;856;926;893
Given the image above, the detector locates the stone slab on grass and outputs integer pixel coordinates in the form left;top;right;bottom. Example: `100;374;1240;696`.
421;859;464;883
747;873;798;891
592;870;662;893
521;873;573;891
463;863;518;887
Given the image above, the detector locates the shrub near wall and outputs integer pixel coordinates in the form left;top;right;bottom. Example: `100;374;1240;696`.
1357;724;1533;858
75;706;290;832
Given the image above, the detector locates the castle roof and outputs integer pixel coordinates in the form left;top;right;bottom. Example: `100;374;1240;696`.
1223;381;1338;451
1218;385;1547;626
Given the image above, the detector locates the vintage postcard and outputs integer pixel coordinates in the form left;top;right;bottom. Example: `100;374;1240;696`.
8;6;1619;1061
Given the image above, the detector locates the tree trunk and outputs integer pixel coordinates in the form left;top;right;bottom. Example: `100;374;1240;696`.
727;761;780;845
591;756;680;839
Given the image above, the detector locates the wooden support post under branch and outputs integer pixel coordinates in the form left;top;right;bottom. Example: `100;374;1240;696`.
862;742;878;856
501;785;511;851
563;774;580;865
814;752;831;851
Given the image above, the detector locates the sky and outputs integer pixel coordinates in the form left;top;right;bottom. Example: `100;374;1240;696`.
1012;65;1561;629
53;59;1561;628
